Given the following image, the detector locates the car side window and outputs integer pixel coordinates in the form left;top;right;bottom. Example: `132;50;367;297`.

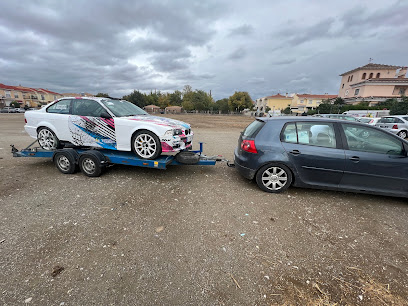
341;124;404;155
72;99;106;117
282;123;297;143
47;99;71;114
282;122;337;148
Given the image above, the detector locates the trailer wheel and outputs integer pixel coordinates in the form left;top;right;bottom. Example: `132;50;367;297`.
79;152;106;177
53;149;78;174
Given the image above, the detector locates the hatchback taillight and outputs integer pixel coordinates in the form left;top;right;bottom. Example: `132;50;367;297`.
392;124;398;129
24;118;27;123
241;139;257;153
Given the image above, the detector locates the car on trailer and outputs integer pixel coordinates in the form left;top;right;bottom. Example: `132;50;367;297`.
24;97;193;159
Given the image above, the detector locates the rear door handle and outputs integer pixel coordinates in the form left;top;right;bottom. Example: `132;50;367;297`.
289;150;301;155
349;156;360;162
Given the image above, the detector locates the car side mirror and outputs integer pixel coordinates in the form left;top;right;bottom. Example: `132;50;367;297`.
101;111;112;119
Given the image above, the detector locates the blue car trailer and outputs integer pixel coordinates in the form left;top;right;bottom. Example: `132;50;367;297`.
11;141;233;177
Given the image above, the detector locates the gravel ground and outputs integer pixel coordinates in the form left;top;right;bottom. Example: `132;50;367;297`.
0;113;407;305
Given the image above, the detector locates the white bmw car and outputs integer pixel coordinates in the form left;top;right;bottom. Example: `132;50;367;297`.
24;97;193;159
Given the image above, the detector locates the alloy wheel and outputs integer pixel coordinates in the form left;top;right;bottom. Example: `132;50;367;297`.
134;134;157;159
38;129;57;150
261;166;288;191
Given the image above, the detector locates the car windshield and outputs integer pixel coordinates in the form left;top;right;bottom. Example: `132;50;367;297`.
101;99;148;117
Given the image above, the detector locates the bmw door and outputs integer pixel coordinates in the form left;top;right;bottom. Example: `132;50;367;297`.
70;99;117;149
44;99;73;141
281;121;346;188
339;123;408;197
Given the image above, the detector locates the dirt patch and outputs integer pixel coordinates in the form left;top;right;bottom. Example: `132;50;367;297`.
0;113;407;305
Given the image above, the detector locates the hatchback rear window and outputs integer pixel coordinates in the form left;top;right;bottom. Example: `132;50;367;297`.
243;120;264;137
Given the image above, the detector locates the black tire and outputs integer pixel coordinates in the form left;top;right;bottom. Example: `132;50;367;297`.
37;127;62;150
131;130;162;160
255;163;292;193
397;130;407;139
78;152;105;177
53;149;78;174
175;151;200;165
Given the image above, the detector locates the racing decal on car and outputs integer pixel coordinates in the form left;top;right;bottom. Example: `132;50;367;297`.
126;116;190;129
68;116;117;150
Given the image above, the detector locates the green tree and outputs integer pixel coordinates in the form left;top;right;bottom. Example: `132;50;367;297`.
123;90;147;108
389;96;408;115
96;93;110;98
228;91;253;112
215;98;229;113
192;90;212;111
169;90;182;106
282;106;291;114
333;97;345;105
10;101;20;108
181;100;194;111
158;94;170;109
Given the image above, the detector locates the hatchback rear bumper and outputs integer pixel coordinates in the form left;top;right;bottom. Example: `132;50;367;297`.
234;150;257;179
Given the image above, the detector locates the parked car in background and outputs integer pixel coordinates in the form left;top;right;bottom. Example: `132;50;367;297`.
24;97;193;159
235;117;408;198
314;114;359;121
14;108;26;113
1;106;16;113
358;117;381;125
375;116;408;138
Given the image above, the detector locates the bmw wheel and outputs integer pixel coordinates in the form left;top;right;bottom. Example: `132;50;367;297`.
255;164;292;193
37;127;61;150
132;130;162;160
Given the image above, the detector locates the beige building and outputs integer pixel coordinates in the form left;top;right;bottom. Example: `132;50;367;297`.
62;92;94;98
291;94;337;114
255;94;293;114
144;104;161;113
0;83;64;107
165;106;183;113
338;63;408;104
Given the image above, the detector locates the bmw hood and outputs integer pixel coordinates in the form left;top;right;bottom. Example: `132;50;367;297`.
121;115;191;129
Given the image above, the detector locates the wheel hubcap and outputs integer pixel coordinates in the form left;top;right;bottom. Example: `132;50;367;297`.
38;129;57;150
82;158;95;174
57;156;70;171
134;134;157;158
262;167;288;191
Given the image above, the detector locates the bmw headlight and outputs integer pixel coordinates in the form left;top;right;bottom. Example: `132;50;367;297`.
164;130;173;137
173;129;182;136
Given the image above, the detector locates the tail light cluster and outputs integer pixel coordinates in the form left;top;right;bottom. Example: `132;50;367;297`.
392;124;398;129
241;139;257;153
24;118;27;123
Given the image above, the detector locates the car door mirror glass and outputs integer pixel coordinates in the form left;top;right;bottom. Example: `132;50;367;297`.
101;111;112;119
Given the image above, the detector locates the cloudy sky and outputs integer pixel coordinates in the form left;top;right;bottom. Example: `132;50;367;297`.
1;0;407;100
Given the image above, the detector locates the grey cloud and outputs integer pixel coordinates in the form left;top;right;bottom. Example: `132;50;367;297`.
227;47;246;60
271;58;296;65
228;24;254;36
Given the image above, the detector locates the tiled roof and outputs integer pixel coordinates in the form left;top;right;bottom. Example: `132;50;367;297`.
340;63;405;76
0;83;21;91
144;104;160;108
38;88;61;95
297;94;338;99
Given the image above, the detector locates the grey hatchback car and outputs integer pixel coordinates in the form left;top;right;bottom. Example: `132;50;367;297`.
234;117;408;198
